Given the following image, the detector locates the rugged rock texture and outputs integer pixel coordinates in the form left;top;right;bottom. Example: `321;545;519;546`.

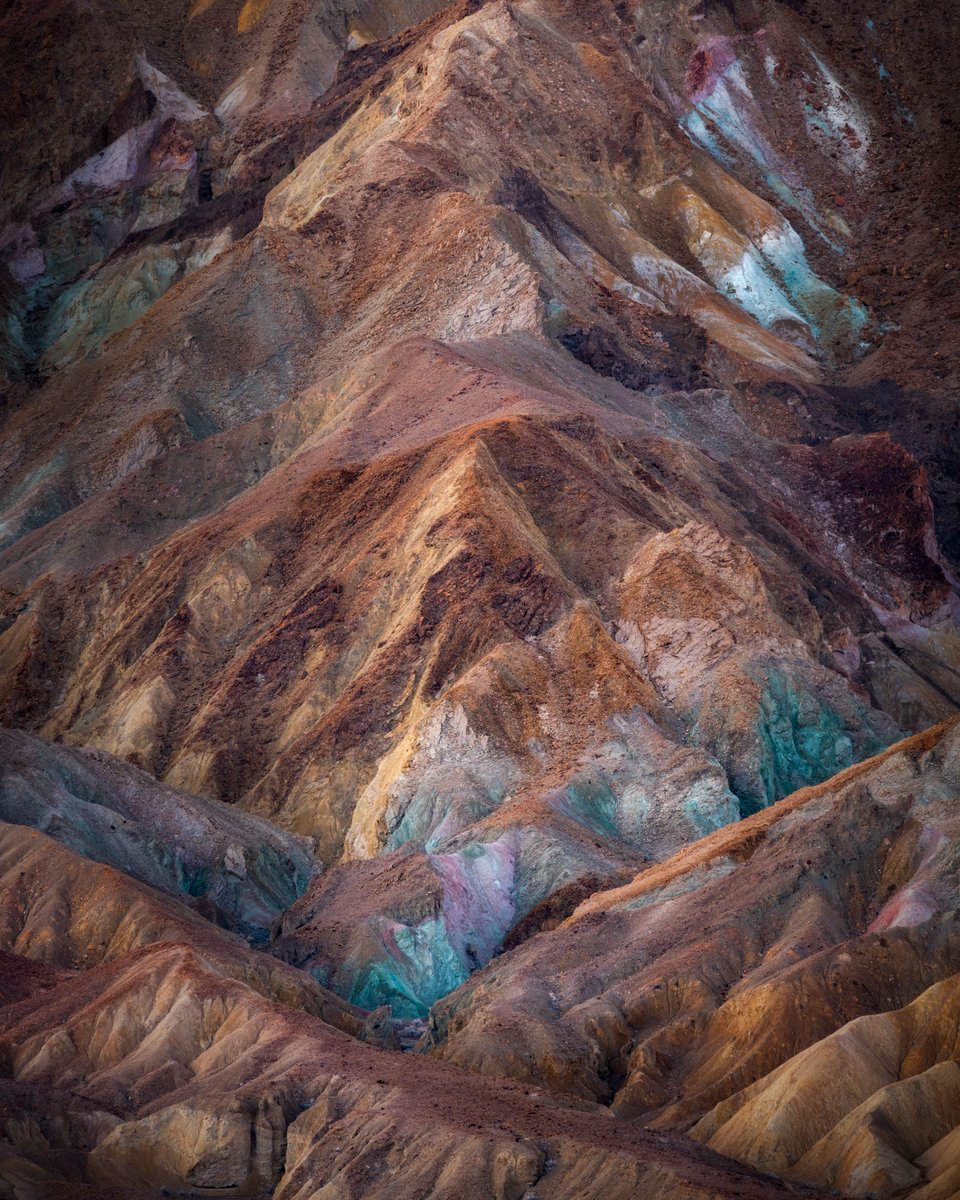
696;978;960;1196
0;941;823;1200
0;728;314;938
426;720;960;1195
0;818;364;1033
2;724;958;1197
5;0;960;1004
2;0;960;1193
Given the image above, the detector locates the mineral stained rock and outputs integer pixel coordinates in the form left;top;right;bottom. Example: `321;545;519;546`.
1;0;959;1194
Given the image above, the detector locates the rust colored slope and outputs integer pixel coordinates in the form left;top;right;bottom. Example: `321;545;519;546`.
0;940;827;1200
0;820;362;1035
427;719;960;1129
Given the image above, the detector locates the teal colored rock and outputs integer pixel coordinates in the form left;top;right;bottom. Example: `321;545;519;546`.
344;839;517;1017
735;667;891;814
0;730;316;943
547;778;620;842
348;916;468;1019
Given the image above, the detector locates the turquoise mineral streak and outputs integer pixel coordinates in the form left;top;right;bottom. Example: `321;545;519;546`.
347;839;517;1017
176;862;209;897
694;62;771;169
758;224;870;355
385;783;504;853
682;778;740;837
349;916;468;1019
680;109;734;165
2;451;67;508
678;52;844;248
897;103;915;126
546;778;620;840
734;667;889;814
713;244;809;335
41;253;181;367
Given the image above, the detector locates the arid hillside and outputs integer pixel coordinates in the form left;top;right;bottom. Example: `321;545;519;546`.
1;0;959;1195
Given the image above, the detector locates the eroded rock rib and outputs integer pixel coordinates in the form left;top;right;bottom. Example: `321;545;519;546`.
0;819;363;1033
0;728;315;940
0;937;826;1199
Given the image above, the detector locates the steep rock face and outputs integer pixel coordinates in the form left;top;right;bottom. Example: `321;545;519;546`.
2;0;959;1024
693;976;960;1196
7;368;952;1008
0;0;457;380
3;0;956;827
1;0;960;1193
0;819;363;1031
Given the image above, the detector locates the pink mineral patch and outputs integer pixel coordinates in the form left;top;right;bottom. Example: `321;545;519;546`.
868;827;947;932
54;121;159;202
431;837;517;962
868;882;939;933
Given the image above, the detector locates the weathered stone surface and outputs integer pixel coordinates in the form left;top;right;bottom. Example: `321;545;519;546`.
0;941;819;1200
2;0;959;1193
0;820;362;1032
0;728;314;939
426;721;960;1193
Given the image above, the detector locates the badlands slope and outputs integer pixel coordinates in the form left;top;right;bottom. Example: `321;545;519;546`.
1;0;959;1195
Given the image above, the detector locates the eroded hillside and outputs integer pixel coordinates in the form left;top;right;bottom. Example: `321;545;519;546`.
1;0;959;1195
